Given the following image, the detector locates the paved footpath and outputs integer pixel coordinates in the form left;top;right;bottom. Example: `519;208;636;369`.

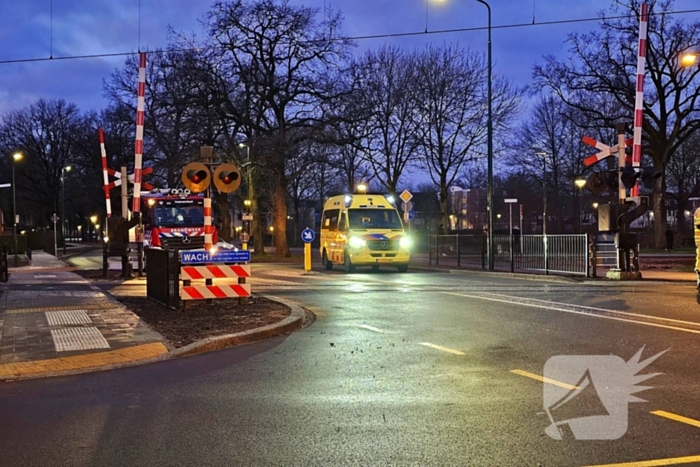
0;252;169;380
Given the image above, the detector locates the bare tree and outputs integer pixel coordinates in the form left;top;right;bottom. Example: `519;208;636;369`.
201;0;352;257
0;99;86;225
666;131;700;235
352;45;422;193
533;0;700;246
415;44;521;233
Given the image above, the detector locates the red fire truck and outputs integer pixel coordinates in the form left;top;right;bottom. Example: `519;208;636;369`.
139;189;218;248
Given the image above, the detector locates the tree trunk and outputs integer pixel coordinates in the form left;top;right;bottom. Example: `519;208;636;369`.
250;173;266;256
273;165;290;257
653;175;667;248
439;185;449;234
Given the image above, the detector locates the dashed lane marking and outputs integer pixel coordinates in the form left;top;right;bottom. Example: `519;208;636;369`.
510;369;578;390
418;342;465;355
651;410;700;429
580;454;700;467
357;324;386;333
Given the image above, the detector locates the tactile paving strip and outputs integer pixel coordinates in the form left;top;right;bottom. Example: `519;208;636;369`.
51;327;111;352
45;310;92;326
6;303;121;314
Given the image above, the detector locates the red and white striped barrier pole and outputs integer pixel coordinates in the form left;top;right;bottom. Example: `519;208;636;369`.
98;128;112;218
631;3;648;198
204;197;213;251
132;52;147;275
131;52;147;215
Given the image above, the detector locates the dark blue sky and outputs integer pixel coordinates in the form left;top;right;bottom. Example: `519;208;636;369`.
0;0;698;114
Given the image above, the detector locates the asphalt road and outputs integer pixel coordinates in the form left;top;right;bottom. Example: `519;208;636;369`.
2;255;700;466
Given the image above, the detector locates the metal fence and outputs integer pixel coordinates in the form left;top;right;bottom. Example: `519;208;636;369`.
0;245;8;282
428;233;590;276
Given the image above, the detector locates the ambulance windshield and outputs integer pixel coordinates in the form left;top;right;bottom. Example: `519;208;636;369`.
348;208;402;230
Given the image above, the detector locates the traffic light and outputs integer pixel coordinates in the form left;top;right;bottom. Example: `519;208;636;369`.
182;162;211;192
640;167;661;189
586;172;608;196
213;163;242;193
585;170;619;196
620;164;640;190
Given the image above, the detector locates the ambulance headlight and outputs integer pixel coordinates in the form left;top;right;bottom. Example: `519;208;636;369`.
348;236;366;249
399;236;412;249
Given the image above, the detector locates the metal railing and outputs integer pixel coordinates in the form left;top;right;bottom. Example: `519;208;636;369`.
429;233;590;276
0;245;8;282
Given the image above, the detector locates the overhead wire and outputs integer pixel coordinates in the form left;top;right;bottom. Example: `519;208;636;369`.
0;7;698;65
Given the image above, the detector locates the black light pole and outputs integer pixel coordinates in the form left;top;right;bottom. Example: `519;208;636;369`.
11;152;22;267
475;0;494;270
61;166;71;255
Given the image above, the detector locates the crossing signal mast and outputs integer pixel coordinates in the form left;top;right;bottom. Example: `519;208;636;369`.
182;149;242;253
582;122;661;278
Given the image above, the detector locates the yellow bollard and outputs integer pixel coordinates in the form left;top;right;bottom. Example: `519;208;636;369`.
304;242;311;273
695;208;700;288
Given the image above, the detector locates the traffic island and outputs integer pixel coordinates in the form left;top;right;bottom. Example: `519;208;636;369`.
115;295;292;348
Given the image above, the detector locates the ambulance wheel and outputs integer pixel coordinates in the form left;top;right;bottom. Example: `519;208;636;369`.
323;250;333;270
344;251;356;273
396;264;408;273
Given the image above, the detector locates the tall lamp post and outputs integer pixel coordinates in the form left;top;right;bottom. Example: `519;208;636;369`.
61;166;71;254
239;142;252;248
575;178;586;233
90;215;98;242
475;0;494;270
535;152;548;234
11;152;22;266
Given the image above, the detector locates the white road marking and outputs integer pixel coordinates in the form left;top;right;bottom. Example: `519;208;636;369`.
444;292;700;335
419;342;465;355
357;324;386;333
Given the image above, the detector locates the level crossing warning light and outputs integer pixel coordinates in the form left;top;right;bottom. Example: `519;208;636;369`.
213;163;242;193
182;162;211;193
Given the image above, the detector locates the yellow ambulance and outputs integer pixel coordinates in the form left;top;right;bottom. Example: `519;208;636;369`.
319;193;411;272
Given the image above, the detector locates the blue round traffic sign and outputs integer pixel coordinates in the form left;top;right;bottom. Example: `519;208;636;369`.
408;210;415;220
301;228;315;243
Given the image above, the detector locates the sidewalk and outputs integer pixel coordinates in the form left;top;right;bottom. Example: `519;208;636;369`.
0;252;169;380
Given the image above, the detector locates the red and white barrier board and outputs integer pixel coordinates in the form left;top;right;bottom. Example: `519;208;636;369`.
181;264;251;280
181;284;251;300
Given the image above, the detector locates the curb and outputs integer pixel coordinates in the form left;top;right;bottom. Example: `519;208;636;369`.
168;295;304;358
0;295;306;383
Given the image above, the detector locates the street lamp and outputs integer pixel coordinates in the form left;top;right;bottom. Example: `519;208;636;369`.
474;0;494;271
239;142;252;239
535;152;548;234
90;215;98;242
680;51;699;68
575;178;586;233
61;165;71;254
11;152;22;266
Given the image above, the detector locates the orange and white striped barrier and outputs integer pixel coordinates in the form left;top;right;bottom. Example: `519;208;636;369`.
181;264;250;280
181;284;251;300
